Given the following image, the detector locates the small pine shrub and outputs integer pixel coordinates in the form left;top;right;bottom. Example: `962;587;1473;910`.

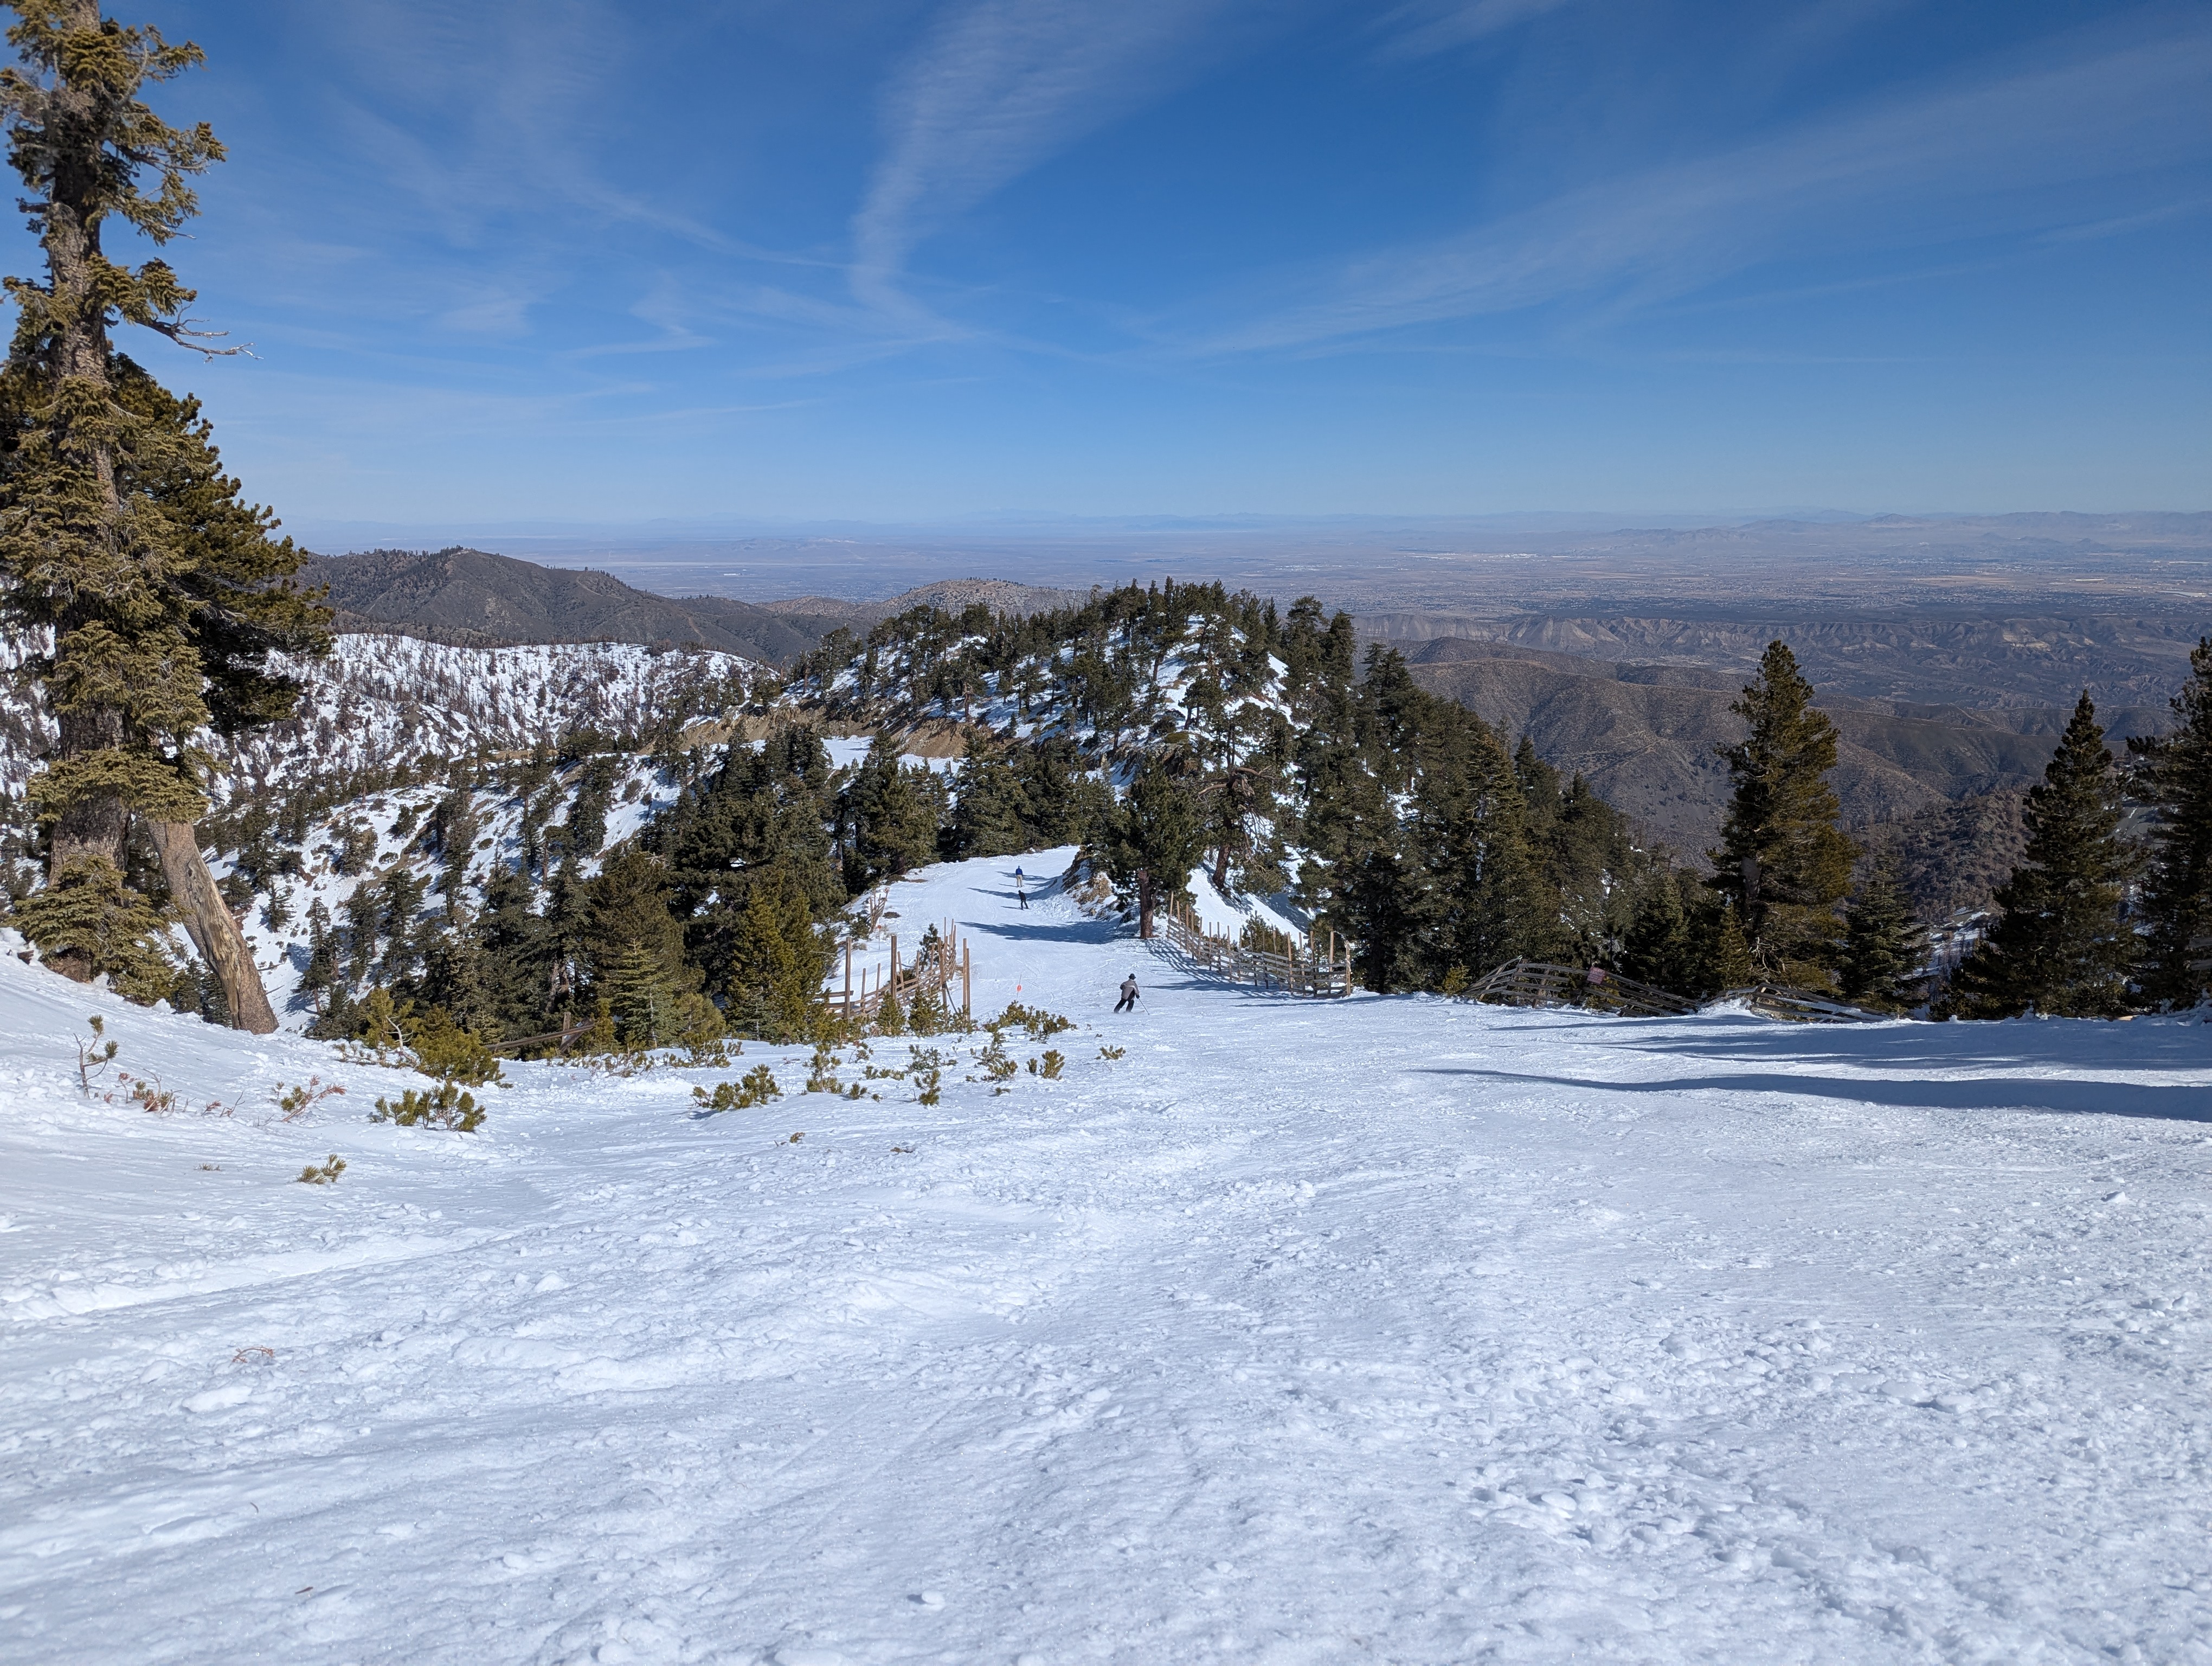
297;1154;347;1185
74;1015;119;1097
685;1035;741;1069
906;1044;951;1106
1098;1044;1126;1061
692;1064;782;1113
805;1043;842;1094
1037;1049;1065;1080
988;1002;1073;1041
410;1010;504;1086
908;984;951;1036
372;1084;485;1132
974;1034;1018;1081
276;1077;348;1122
121;1072;179;1114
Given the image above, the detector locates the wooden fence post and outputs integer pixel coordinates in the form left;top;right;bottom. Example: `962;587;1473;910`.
962;941;971;1017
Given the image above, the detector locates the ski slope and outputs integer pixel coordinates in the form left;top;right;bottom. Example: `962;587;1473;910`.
3;855;2210;1665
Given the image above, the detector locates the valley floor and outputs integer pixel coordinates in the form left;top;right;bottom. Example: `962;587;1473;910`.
3;856;2210;1665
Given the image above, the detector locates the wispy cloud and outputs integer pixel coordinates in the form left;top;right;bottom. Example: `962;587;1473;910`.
1375;0;1578;61
1184;18;2212;354
850;0;1253;316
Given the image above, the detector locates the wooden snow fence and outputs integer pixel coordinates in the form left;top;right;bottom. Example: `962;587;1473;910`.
1465;958;1698;1018
1714;984;1888;1024
828;919;973;1025
487;1018;590;1058
1463;959;1888;1024
1154;898;1353;997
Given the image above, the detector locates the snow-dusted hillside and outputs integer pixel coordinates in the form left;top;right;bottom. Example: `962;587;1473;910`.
230;756;684;1023
226;636;754;791
4;853;2209;1664
815;606;1293;761
0;632;760;803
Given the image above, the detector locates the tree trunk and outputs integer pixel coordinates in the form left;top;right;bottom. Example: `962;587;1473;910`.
1137;868;1156;939
41;699;131;983
148;819;278;1034
41;0;132;938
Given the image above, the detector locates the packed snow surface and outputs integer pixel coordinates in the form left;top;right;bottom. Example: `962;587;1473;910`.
4;855;2210;1664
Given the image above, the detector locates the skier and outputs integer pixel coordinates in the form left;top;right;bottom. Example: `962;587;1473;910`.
1115;973;1140;1014
1013;864;1027;909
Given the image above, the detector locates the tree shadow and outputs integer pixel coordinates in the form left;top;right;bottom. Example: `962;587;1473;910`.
1616;1013;2212;1077
1414;1065;2212;1123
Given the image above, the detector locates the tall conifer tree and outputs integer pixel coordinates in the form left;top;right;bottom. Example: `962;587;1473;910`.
1947;693;2136;1018
1109;751;1206;938
1710;642;1857;985
1838;860;1923;1010
0;2;326;1025
2132;639;2212;1007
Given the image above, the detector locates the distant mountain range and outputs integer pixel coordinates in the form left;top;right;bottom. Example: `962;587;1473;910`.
305;548;1085;667
1400;637;2167;853
303;548;845;667
301;545;2187;890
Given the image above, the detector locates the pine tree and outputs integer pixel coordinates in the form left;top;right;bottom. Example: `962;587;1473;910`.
1411;707;1549;988
2132;638;2212;1007
0;3;327;1026
1838;860;1922;1010
1947;693;2136;1018
299;896;336;1010
1109;751;1207;938
342;883;380;989
847;737;942;882
471;861;554;1041
1622;875;1693;993
417;917;501;1046
949;738;1028;858
596;939;679;1049
9;844;173;1001
1695;898;1755;995
1710;642;1857;985
725;864;830;1041
1013;736;1109;850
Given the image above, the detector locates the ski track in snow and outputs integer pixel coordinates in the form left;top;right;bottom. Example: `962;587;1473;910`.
3;854;2211;1665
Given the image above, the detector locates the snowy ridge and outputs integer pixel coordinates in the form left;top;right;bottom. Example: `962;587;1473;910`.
818;608;1291;761
0;631;760;804
223;635;754;798
3;853;2210;1662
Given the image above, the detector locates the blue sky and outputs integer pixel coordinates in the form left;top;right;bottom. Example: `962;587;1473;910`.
35;0;2212;528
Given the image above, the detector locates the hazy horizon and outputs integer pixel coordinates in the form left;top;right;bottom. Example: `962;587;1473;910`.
20;2;2204;527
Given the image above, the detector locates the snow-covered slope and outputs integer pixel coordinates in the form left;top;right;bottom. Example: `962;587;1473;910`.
229;757;685;1023
225;636;754;790
4;854;2210;1663
0;632;758;803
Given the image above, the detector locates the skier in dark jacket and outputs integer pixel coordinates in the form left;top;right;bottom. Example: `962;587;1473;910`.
1115;973;1140;1014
